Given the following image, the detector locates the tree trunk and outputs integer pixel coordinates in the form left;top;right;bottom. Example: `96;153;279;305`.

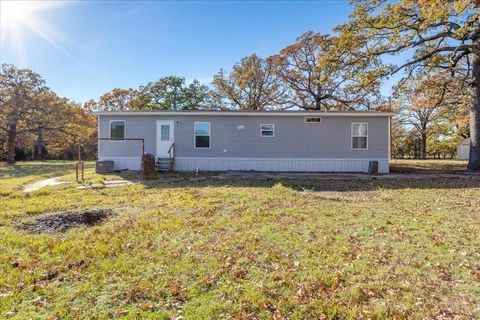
314;96;322;110
314;83;322;110
6;122;17;165
35;132;45;161
468;47;480;172
421;132;427;160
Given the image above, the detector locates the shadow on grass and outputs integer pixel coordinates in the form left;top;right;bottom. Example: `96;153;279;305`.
0;161;95;179
135;172;480;192
390;159;468;173
3;162;479;192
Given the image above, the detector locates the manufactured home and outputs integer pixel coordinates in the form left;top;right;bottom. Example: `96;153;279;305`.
95;111;394;173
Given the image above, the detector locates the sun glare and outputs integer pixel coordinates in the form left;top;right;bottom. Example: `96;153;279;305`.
1;0;74;61
1;1;32;26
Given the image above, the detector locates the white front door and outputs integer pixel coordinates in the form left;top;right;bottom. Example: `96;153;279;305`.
156;120;174;158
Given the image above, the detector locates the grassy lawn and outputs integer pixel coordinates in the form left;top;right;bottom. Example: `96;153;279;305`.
0;161;479;319
390;159;468;173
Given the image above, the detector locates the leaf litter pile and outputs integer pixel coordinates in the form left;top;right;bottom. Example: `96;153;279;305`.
16;209;114;233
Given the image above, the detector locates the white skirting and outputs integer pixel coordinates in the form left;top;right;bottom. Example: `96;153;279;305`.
175;157;389;173
99;157;389;173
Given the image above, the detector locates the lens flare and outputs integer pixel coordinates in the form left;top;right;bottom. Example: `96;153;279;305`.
0;1;75;61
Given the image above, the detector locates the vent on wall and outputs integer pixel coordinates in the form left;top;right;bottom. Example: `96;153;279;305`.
305;117;322;123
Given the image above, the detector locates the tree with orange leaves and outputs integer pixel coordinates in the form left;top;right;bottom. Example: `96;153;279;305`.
394;71;471;159
337;0;479;169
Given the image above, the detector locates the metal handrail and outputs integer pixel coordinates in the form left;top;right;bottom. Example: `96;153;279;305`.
168;143;175;158
167;143;175;172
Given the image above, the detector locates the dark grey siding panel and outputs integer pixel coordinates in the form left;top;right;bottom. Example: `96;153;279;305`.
98;115;389;159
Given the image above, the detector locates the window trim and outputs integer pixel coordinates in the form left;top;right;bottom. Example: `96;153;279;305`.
109;120;126;142
351;122;368;150
194;121;211;149
260;124;275;137
305;117;322;124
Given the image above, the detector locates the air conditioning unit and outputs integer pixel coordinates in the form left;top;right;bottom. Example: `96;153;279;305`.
95;160;114;173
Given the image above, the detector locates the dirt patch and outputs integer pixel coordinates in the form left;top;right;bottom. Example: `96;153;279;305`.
17;209;114;233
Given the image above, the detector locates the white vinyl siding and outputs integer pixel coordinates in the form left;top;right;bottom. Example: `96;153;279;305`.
174;158;389;173
98;115;389;161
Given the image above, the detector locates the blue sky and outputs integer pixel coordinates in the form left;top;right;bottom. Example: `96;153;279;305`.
1;1;365;103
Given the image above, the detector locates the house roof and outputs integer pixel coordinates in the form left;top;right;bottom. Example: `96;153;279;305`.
93;110;396;117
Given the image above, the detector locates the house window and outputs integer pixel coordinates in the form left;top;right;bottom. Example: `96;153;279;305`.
352;123;368;150
110;120;125;140
305;117;321;123
194;122;210;148
260;124;275;137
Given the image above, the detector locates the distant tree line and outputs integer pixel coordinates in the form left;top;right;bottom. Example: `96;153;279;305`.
1;0;478;167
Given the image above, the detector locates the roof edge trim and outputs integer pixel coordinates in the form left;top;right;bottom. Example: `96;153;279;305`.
93;111;396;117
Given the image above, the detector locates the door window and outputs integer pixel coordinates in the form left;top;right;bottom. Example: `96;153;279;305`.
161;125;170;141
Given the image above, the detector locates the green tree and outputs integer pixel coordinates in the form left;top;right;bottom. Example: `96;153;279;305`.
43;101;97;160
337;0;480;170
0;64;49;164
29;92;70;160
212;54;288;110
0;64;97;162
183;80;212;110
97;88;134;111
131;76;185;110
129;76;210;111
